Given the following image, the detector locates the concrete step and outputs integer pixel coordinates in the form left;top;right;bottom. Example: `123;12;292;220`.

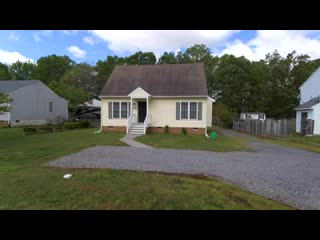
130;127;144;130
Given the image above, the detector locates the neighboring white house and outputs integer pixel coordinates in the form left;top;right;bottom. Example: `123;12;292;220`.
240;112;266;120
0;80;68;127
99;63;214;135
295;67;320;135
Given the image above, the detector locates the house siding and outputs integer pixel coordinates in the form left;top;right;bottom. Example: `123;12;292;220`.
300;68;320;104
101;97;212;130
9;82;68;126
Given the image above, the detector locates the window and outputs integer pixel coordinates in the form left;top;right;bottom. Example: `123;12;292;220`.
181;102;188;119
189;102;197;119
48;101;53;113
121;102;128;118
177;102;202;120
111;102;130;119
258;114;265;120
113;102;119;118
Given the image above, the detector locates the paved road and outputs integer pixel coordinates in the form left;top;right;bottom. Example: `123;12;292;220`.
46;131;320;209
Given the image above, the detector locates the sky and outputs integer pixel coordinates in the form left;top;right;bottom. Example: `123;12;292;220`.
1;30;320;65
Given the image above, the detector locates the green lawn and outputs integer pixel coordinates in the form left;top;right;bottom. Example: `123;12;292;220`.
0;128;293;209
259;133;320;153
135;130;249;152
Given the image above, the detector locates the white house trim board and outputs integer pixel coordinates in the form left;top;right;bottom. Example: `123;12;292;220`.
128;87;151;97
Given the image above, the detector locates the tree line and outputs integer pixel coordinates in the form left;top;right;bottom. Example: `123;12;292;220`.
1;44;320;117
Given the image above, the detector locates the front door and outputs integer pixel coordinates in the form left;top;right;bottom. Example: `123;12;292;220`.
138;101;147;123
301;112;308;133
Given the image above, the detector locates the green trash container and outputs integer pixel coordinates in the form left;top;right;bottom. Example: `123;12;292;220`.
210;132;217;139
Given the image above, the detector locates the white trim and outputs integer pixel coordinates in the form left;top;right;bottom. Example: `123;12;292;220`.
112;101;130;119
100;95;208;98
179;101;200;120
128;87;151;97
207;96;215;102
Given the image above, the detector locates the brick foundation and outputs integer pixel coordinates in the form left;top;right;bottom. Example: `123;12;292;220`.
102;126;126;132
148;127;205;135
0;121;9;128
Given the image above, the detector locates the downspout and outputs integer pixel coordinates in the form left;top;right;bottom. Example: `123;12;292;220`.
94;97;103;134
205;126;209;138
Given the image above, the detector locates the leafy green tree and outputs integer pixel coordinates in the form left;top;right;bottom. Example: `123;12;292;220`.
32;54;75;84
158;52;177;64
0;63;13;80
9;60;37;80
61;63;97;96
0;92;12;112
185;44;211;62
126;51;157;65
49;80;90;113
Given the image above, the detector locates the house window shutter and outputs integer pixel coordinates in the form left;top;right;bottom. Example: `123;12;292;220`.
176;102;180;120
198;102;202;120
108;102;112;119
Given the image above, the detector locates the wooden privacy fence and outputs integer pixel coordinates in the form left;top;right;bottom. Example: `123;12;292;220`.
233;118;295;137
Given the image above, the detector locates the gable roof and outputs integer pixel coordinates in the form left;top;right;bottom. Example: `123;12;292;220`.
295;96;320;110
0;80;40;93
299;67;320;89
100;63;208;97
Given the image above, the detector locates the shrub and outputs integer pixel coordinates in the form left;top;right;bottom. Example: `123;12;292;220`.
24;127;37;133
164;125;169;134
63;122;80;130
79;119;90;128
39;126;54;132
182;128;187;135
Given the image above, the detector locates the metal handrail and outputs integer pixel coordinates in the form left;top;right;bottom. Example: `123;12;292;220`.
143;114;151;134
127;114;136;134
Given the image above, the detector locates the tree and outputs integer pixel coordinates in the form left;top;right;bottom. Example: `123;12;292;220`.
95;55;126;94
31;54;75;84
0;63;13;80
158;52;177;64
126;51;157;65
61;63;97;96
49;80;90;113
9;60;37;80
0;92;12;112
185;44;211;62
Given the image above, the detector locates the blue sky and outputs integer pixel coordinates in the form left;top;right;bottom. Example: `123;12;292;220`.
1;30;320;65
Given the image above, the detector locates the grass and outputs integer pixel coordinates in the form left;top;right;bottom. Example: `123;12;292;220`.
135;128;249;152
259;133;320;153
0;127;293;209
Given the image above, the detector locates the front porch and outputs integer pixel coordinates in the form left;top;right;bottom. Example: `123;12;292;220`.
127;87;151;135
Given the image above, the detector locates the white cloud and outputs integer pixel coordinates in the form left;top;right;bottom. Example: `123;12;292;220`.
88;30;240;54
33;30;53;42
67;46;87;58
83;36;96;46
63;30;79;35
218;30;320;60
8;32;20;41
0;49;34;64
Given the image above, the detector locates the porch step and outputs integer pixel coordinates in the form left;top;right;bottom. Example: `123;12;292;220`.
128;129;144;134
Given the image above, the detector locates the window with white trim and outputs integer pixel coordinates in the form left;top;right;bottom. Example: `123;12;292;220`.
178;102;201;120
121;102;128;118
111;101;130;119
181;102;188;119
113;102;120;118
189;102;197;119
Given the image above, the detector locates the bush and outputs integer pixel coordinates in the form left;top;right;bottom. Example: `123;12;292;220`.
79;119;90;128
164;125;169;134
24;127;37;133
39;126;53;132
63;122;80;130
182;128;187;135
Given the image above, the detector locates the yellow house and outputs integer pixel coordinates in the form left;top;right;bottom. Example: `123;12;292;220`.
99;63;214;135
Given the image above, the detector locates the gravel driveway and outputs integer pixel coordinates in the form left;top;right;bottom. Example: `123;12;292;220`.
46;132;320;210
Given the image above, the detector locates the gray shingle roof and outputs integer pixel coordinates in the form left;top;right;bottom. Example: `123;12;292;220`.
0;80;40;93
100;63;208;96
295;96;320;110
